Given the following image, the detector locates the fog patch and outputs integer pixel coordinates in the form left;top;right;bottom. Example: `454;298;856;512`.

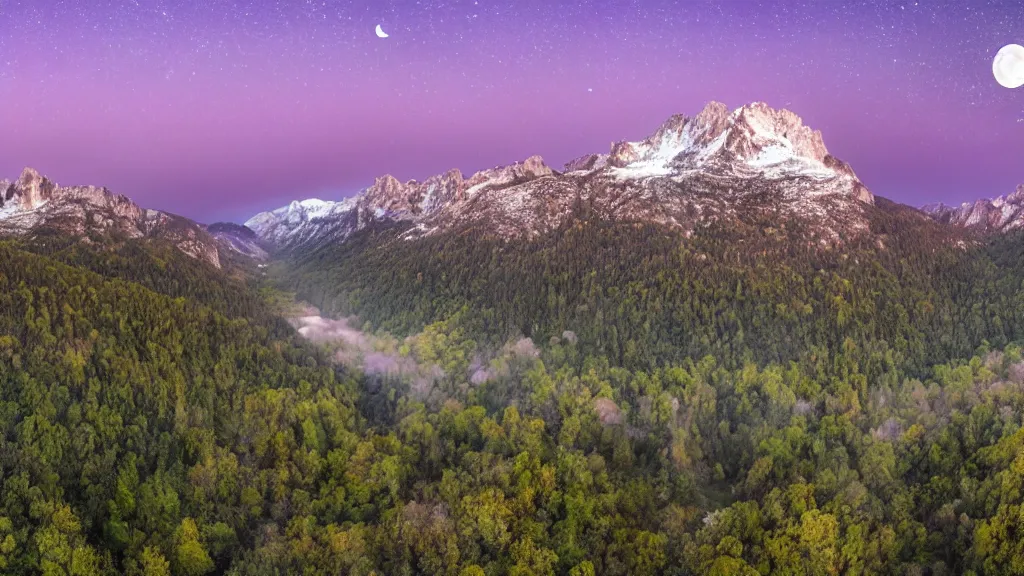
1009;361;1024;384
293;315;369;349
465;337;543;385
360;352;418;376
292;315;552;403
412;365;446;398
872;418;903;441
793;399;814;415
468;355;492;385
291;314;445;398
594;397;623;426
512;337;540;358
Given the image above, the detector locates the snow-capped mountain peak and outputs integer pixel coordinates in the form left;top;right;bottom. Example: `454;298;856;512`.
205;222;269;261
245;196;361;249
247;101;878;252
245;154;559;249
599;101;863;193
0;168;222;267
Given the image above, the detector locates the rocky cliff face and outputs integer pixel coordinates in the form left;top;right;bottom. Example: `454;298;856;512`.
923;185;1024;233
205;222;269;261
595;101;873;204
248;101;878;252
0;168;222;268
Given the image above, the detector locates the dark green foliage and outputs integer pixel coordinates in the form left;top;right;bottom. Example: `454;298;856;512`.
284;201;1016;380
18;234;271;322
0;241;360;574
4;204;1024;575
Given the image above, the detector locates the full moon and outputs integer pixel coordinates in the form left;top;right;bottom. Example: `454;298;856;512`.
993;44;1024;89
375;24;389;39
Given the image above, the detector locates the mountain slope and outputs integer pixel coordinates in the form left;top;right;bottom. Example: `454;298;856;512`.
205;221;269;261
0;238;364;574
247;101;876;252
253;100;1022;379
279;194;1000;380
0;167;223;267
10;227;1024;576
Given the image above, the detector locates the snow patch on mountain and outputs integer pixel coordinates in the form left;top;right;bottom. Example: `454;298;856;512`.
206;222;269;261
248;101;878;251
0;168;222;267
603;101;854;190
245;197;361;249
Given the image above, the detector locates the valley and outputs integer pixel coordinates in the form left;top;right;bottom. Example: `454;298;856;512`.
1;101;1024;574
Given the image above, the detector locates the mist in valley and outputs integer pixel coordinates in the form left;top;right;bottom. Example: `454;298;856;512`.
288;310;570;412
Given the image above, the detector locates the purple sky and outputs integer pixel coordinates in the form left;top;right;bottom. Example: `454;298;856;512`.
1;0;1022;223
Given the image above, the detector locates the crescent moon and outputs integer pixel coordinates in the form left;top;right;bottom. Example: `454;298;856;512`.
375;24;389;39
993;44;1024;89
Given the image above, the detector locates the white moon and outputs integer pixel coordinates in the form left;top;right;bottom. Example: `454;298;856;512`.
375;24;389;39
993;44;1024;89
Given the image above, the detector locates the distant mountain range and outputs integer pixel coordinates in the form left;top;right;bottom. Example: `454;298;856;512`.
1;101;1020;264
0;168;266;266
922;185;1024;232
244;101;881;253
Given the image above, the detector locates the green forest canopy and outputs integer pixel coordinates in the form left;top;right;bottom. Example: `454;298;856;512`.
3;215;1024;575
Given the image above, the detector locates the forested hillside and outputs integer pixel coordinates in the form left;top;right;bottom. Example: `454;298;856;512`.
6;207;1024;575
0;239;364;574
283;198;1024;381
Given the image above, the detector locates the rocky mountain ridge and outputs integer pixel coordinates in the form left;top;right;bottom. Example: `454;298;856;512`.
922;184;1024;232
205;222;269;261
10;101;1015;266
0;167;223;267
247;101;878;252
